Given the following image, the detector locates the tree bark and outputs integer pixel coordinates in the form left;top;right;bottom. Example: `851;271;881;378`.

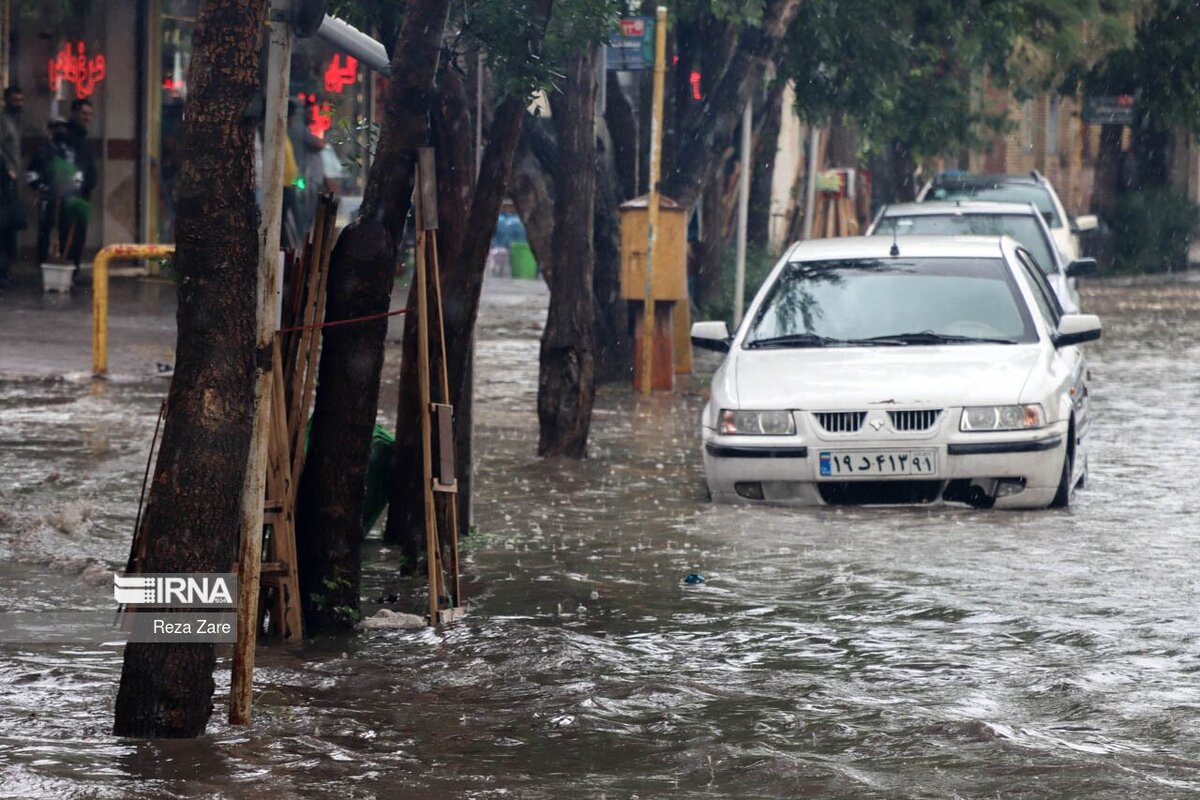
748;79;786;249
593;119;630;383
659;0;803;210
385;0;557;558
888;138;918;203
1090;123;1123;218
112;0;263;738
606;72;638;201
538;47;597;458
295;0;450;632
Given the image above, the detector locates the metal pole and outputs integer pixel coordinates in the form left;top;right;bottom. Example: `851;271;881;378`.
641;6;667;396
733;99;752;328
802;125;820;241
231;0;291;727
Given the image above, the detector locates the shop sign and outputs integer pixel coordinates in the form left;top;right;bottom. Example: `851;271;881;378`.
1083;95;1135;125
298;92;333;139
49;41;107;98
607;17;655;71
324;55;358;94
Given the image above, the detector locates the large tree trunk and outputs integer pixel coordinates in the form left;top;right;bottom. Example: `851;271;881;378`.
747;79;786;250
386;0;556;559
1090;123;1123;218
888;138;918;203
295;0;450;632
112;0;263;738
659;0;803;210
538;47;597;458
606;72;638;201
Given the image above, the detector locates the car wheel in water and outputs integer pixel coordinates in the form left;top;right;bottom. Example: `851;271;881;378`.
1049;420;1075;509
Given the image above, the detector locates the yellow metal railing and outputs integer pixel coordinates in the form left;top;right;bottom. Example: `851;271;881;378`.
92;244;176;377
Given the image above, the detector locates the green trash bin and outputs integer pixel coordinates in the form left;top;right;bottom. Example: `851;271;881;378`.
509;241;537;279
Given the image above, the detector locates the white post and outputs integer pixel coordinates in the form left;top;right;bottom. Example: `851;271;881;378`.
733;99;752;328
802;125;820;241
231;0;291;726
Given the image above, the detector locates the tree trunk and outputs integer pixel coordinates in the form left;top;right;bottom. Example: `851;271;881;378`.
747;79;786;249
386;0;557;558
510;115;557;277
112;0;263;738
659;0;803;210
1090;123;1123;218
889;138;918;203
606;72;638;201
538;47;597;458
593;119;630;384
295;0;450;632
695;172;726;308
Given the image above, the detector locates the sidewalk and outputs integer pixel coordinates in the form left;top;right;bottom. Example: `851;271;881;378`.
0;270;549;382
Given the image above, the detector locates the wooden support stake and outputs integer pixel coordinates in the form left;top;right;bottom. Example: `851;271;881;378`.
415;155;440;626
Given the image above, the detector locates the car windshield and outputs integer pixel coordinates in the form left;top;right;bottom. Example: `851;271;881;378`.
927;184;1061;228
744;258;1038;347
872;213;1059;273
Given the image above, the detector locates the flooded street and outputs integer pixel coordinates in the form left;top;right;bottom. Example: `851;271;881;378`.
2;275;1199;798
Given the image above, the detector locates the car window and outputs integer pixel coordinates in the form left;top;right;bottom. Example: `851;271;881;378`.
745;258;1038;345
927;184;1062;228
1014;248;1062;328
873;213;1059;273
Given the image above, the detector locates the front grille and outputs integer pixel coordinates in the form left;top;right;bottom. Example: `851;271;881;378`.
815;411;866;434
888;409;942;432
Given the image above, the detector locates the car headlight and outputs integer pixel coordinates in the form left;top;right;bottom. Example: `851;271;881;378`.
960;404;1044;432
719;409;796;435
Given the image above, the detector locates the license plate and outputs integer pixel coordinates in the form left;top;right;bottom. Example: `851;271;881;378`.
818;449;937;478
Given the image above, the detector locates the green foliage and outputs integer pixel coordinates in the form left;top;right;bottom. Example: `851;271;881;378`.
1087;0;1200;132
697;244;779;330
1107;188;1199;273
783;0;1132;160
459;0;621;100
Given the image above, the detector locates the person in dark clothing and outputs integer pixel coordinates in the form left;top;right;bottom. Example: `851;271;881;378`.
63;99;95;278
26;119;82;268
0;86;24;290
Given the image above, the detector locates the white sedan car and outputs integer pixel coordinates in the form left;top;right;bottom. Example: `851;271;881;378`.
693;236;1101;509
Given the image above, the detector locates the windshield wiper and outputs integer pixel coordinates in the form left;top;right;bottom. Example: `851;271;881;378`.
857;331;1018;345
745;333;855;349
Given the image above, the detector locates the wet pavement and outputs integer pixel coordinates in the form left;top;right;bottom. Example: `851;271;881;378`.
1;273;1199;798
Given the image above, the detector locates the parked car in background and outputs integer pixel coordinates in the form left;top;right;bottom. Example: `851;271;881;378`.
867;201;1097;312
917;171;1098;263
692;236;1101;510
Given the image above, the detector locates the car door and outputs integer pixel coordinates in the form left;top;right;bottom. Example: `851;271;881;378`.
1014;248;1090;445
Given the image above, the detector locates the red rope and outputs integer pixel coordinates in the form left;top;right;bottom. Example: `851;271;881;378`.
276;306;413;335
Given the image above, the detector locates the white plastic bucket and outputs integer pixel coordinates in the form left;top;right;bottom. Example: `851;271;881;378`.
41;263;74;293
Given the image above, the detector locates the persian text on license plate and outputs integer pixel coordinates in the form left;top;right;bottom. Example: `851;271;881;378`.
818;449;937;478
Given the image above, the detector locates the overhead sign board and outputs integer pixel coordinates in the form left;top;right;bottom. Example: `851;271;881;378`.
607;17;655;71
1083;95;1135;125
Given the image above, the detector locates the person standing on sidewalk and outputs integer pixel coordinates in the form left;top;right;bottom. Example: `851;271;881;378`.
0;86;25;290
64;98;96;281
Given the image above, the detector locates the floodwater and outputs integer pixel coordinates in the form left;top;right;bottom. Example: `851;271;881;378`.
1;275;1199;798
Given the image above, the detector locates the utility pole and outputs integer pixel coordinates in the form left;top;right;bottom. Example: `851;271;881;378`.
640;6;667;395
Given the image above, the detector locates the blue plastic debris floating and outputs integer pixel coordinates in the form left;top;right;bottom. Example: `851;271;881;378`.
684;573;705;585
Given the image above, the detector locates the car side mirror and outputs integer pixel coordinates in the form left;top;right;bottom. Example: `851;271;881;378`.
1071;214;1098;233
1066;257;1098;278
691;321;731;353
1053;314;1102;348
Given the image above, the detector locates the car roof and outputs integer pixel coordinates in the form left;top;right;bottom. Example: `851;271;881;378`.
785;235;1010;262
880;200;1040;217
930;172;1043;187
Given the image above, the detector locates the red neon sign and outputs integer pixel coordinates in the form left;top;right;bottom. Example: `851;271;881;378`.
324;55;358;94
49;41;106;98
298;92;332;139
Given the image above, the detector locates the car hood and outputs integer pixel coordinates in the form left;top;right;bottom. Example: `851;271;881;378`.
732;344;1041;409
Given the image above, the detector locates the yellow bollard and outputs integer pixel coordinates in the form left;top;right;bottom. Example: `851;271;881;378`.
91;244;176;377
